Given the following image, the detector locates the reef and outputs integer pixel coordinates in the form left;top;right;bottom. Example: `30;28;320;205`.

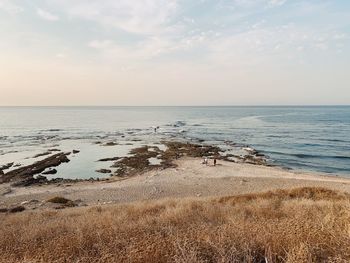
0;152;70;186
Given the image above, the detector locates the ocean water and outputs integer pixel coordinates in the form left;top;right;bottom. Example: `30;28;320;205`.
0;106;349;178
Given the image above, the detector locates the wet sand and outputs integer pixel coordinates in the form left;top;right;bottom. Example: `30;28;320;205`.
1;157;350;208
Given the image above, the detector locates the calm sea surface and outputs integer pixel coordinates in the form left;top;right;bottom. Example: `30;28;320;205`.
0;106;349;178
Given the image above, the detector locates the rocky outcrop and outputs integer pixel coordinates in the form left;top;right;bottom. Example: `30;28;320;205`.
98;157;120;162
0;162;14;171
32;152;52;158
102;142;118;146
42;169;58;175
11;175;48;187
1;153;70;185
96;169;112;174
47;148;61;152
111;142;223;178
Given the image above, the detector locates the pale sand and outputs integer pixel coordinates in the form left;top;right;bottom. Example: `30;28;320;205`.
1;158;350;207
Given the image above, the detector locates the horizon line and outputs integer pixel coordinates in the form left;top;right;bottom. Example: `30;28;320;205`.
0;105;349;107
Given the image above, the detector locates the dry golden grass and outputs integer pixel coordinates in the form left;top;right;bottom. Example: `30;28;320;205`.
0;187;349;263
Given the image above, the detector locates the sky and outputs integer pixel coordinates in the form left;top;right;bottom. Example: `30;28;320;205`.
0;0;349;106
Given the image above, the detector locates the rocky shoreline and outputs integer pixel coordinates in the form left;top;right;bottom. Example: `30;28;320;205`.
0;140;269;188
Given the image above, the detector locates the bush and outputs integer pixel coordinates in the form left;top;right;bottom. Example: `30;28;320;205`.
9;206;25;213
47;196;72;204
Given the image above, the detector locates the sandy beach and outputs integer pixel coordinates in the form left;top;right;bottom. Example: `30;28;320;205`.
2;157;350;209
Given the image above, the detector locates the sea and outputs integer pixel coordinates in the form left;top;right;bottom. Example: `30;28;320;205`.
0;106;349;179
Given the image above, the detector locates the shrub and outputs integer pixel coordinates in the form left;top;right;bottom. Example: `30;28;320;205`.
47;196;72;204
9;206;25;213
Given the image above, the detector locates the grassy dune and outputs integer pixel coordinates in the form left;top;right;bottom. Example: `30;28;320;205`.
1;187;349;263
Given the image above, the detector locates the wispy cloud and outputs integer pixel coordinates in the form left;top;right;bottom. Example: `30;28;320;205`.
3;0;346;67
268;0;287;7
50;0;177;34
36;8;59;21
232;0;287;8
0;0;22;14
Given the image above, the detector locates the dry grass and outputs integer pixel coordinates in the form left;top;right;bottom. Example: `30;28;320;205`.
0;187;349;263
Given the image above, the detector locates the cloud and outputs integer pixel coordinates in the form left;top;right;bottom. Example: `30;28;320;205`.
87;19;344;69
37;8;59;21
49;0;177;34
87;29;218;62
0;0;23;14
3;0;347;70
88;37;182;60
232;0;287;8
268;0;287;7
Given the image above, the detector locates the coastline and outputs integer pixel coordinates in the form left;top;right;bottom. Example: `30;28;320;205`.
1;157;350;209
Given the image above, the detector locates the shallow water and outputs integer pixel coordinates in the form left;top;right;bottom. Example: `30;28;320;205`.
0;106;349;178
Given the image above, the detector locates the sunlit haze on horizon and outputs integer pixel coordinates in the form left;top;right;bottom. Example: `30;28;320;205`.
0;0;349;106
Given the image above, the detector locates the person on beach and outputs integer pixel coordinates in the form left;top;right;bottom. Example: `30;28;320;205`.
204;157;208;166
214;158;217;166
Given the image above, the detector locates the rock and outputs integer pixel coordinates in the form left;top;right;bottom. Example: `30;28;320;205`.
243;147;258;155
12;176;48;187
32;151;52;158
103;142;118;146
0;208;8;213
96;169;112;174
98;157;120;162
42;169;57;175
48;148;61;152
243;155;267;165
0;162;14;171
36;175;47;180
1;153;70;185
73;150;80;154
173;121;186;127
21;200;39;205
